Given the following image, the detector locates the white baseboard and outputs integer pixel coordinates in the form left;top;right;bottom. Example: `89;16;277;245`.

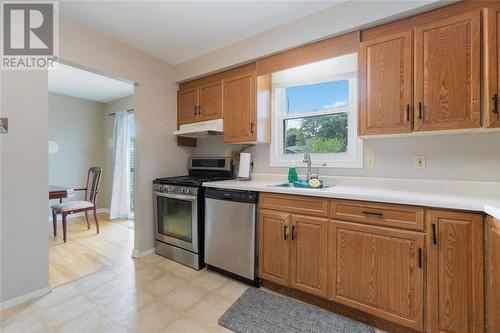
47;208;110;223
131;248;155;259
0;286;52;310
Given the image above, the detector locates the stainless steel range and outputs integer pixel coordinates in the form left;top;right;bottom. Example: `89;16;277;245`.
153;157;232;269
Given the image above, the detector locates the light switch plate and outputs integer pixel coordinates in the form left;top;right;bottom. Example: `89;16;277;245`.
415;155;426;169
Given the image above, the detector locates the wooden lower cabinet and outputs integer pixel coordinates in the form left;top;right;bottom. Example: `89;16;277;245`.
485;216;499;333
258;210;291;286
427;209;484;333
329;221;425;330
289;215;328;297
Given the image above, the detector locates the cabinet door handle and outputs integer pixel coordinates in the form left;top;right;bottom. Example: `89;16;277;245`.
432;224;437;245
362;211;384;217
250;122;255;134
283;225;288;240
194;106;198;115
198;105;202;115
418;102;423;119
418;248;423;268
291;225;296;240
406;104;410;121
493;94;498;114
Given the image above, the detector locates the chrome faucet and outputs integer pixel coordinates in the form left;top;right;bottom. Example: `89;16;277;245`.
303;140;326;182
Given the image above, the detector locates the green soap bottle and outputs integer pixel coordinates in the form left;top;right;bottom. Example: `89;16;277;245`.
288;161;298;183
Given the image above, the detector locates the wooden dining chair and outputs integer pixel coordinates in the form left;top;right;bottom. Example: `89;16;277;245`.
51;167;102;242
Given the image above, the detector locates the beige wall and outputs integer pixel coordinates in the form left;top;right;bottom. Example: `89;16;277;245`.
48;93;107;209
175;0;443;81
103;95;135;209
1;70;49;303
1;17;194;304
195;132;500;182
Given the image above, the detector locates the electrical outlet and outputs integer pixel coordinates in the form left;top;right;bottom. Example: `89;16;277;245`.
415;155;426;169
366;155;375;168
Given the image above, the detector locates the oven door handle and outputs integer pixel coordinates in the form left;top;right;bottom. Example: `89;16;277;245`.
153;191;197;201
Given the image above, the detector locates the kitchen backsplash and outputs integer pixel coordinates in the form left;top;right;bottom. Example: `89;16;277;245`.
194;132;500;182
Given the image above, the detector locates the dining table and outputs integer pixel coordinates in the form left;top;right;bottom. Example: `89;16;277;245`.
49;185;72;203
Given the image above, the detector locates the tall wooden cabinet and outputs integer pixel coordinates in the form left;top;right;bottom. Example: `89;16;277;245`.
330;221;425;330
359;31;413;134
486;216;500;333
485;2;500;128
223;72;256;143
427;209;484;333
414;11;481;131
223;72;271;143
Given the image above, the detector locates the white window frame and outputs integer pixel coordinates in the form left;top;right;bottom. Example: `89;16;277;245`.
270;72;363;168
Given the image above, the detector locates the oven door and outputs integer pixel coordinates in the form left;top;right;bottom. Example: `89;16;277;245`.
153;191;198;253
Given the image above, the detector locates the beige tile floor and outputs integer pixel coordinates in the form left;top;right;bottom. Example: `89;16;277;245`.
1;254;248;333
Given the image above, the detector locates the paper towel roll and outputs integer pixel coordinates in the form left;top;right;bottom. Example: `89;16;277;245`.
238;153;251;179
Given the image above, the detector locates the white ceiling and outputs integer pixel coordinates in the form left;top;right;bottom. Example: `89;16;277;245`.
59;1;343;65
48;63;134;103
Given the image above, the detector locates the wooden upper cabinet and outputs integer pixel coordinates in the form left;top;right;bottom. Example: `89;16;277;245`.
259;210;291;286
223;72;256;143
178;87;199;125
359;31;413;135
198;81;222;122
289;215;328;298
427;209;484;333
414;10;481;131
485;3;500;128
329;221;425;330
486;216;500;333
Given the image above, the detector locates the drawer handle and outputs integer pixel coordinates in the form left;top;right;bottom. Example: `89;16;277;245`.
418;248;423;268
362;211;384;217
283;225;288;240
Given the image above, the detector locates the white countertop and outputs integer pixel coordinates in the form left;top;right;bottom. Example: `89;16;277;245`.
203;174;500;220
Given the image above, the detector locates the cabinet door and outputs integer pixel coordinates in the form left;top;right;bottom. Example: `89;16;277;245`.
199;81;223;121
223;73;256;143
414;11;481;131
486;216;500;333
485;3;500;128
290;215;328;297
330;221;425;330
178;87;199;125
359;31;413;135
427;210;484;333
258;210;291;286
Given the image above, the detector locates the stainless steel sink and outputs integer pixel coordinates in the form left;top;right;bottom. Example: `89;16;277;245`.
267;183;331;189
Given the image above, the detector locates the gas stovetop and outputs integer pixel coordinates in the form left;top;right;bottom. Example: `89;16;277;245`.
153;175;231;188
153;157;233;191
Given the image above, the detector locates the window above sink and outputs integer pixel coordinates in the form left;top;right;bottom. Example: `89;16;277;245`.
270;53;363;168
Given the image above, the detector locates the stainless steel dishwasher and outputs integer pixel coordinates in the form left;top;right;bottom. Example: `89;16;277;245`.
204;188;259;285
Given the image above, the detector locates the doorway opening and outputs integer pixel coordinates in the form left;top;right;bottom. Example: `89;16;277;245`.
48;62;136;287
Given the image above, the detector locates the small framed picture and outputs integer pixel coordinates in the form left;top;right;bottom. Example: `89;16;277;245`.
0;118;7;134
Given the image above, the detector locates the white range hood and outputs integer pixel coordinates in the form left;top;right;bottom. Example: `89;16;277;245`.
173;119;223;138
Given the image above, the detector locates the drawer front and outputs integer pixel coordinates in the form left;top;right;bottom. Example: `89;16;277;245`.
331;199;425;231
260;193;329;218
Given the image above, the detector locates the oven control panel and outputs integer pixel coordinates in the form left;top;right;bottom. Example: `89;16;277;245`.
153;184;198;196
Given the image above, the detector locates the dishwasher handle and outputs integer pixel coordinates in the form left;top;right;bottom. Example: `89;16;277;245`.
205;188;258;204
